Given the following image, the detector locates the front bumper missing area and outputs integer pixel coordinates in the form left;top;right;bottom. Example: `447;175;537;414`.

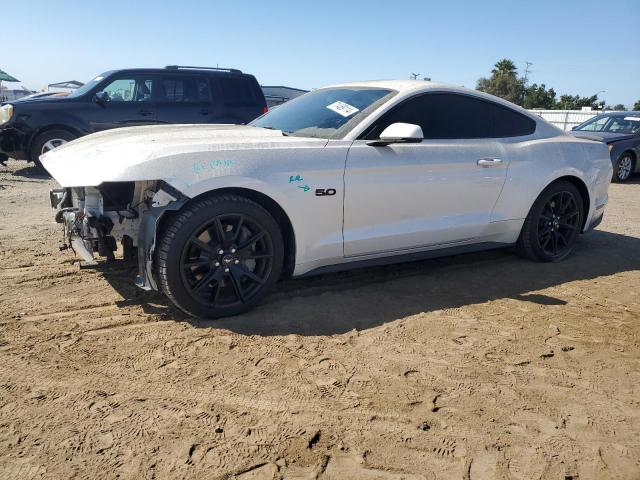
135;202;185;291
50;188;69;209
60;210;95;263
51;184;186;291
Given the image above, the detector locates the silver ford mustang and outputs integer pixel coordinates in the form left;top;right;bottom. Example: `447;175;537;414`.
42;80;612;319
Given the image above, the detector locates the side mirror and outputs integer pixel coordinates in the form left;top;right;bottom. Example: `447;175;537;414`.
571;126;578;131
93;91;109;105
368;123;423;146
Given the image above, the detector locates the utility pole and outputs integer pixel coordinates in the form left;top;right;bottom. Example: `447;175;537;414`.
521;61;533;106
523;61;533;86
410;73;420;80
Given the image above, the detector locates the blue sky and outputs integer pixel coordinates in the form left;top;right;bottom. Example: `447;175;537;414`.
3;0;639;106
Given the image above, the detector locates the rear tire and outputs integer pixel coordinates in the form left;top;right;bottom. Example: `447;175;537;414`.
516;181;584;262
156;194;284;319
613;152;635;183
30;129;76;169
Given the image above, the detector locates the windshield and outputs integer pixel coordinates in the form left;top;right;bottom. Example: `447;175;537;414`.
575;114;640;134
66;72;111;98
251;87;396;139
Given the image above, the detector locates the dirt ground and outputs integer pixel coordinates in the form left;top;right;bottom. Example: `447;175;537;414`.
0;158;638;480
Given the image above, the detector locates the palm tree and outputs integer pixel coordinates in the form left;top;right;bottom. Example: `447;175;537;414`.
492;59;517;76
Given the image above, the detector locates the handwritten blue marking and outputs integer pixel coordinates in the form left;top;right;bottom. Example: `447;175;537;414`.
192;159;235;174
289;175;303;183
298;185;311;192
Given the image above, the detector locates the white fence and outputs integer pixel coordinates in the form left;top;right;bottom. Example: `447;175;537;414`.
528;109;599;131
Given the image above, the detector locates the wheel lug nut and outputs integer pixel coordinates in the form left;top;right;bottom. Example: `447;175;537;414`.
234;259;239;264
215;262;220;267
224;268;230;273
218;249;224;255
231;248;236;253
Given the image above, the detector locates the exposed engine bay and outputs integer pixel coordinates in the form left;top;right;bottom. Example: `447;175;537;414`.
50;181;186;290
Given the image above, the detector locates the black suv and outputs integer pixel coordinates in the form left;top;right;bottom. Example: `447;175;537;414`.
0;66;267;165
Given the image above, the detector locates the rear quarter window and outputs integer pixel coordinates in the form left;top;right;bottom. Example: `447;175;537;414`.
490;102;536;137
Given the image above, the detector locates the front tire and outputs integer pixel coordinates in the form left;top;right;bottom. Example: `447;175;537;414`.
156;194;284;319
613;152;635;183
516;181;584;262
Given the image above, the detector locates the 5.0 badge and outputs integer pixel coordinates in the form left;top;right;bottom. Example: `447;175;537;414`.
315;188;336;196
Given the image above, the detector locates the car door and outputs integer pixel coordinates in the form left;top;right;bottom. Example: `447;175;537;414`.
343;93;512;257
155;74;214;124
88;75;158;132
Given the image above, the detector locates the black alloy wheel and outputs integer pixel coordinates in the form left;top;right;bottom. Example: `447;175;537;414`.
516;181;584;262
180;213;274;308
536;191;581;258
157;194;284;319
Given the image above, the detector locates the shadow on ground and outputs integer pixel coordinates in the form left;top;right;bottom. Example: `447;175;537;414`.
10;164;51;180
97;229;640;336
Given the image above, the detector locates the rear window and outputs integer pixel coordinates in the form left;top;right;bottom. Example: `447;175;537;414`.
219;77;259;107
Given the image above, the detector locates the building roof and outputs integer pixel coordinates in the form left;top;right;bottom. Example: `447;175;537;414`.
48;80;84;89
0;69;20;82
261;85;309;93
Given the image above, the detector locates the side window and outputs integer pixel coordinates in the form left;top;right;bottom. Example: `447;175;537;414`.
366;93;535;139
159;76;210;103
579;116;608;132
219;77;257;107
102;78;153;102
607;117;640;133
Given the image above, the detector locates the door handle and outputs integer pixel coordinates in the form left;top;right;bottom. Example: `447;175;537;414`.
138;109;153;117
477;158;503;167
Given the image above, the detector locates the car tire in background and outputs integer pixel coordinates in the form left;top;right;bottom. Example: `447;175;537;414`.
613;152;635;183
516;180;584;263
156;194;284;319
30;129;77;169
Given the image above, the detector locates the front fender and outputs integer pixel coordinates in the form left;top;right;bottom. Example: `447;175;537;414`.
166;174;307;269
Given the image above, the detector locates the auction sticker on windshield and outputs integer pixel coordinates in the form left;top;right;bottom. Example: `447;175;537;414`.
624;117;640;121
326;101;360;117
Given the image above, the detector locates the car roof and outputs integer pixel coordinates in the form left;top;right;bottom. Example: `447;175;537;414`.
597;111;640;116
100;67;251;77
322;79;453;92
320;79;542;120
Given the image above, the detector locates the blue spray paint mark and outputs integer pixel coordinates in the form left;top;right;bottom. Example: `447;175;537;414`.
298;185;311;192
289;175;303;183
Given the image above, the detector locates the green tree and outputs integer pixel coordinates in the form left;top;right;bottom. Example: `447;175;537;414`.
522;83;556;109
476;58;524;105
492;59;518;76
633;100;640;111
556;94;602;110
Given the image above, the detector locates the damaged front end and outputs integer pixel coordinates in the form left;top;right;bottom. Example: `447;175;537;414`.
50;181;187;291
